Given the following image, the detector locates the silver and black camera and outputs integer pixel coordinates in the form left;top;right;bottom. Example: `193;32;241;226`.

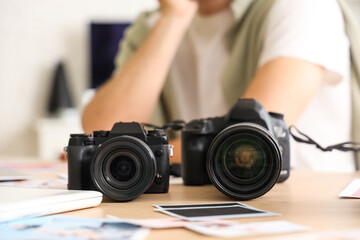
182;99;290;200
66;122;170;201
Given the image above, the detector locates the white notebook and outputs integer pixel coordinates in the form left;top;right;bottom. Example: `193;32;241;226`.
0;168;33;181
0;187;103;222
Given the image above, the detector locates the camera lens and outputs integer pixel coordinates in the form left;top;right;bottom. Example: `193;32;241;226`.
207;123;282;200
91;136;156;201
109;155;136;182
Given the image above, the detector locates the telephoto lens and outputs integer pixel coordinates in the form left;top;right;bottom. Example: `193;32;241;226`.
206;123;282;200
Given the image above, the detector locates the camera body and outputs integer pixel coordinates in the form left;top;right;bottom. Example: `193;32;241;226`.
182;99;290;199
67;122;170;201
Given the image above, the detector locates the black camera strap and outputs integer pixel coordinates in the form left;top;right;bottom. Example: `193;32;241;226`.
289;126;360;152
143;120;360;153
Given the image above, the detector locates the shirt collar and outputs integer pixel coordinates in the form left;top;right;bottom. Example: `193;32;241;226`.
230;0;255;20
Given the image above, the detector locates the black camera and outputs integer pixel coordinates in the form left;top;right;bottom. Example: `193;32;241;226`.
182;99;290;200
66;122;170;201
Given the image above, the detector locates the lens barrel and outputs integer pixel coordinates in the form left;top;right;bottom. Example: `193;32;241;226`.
91;136;156;201
207;123;282;200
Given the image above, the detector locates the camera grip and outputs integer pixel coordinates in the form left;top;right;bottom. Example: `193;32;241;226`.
67;145;97;190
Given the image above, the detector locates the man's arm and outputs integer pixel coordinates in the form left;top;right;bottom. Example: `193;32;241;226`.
243;57;325;125
82;0;198;133
169;57;325;164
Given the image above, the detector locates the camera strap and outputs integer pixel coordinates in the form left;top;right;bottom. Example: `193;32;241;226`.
142;120;186;131
289;126;360;152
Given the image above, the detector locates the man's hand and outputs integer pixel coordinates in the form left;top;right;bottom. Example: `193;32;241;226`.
159;0;198;23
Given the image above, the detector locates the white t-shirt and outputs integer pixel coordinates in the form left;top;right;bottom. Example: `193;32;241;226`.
170;9;233;121
259;0;353;172
146;0;355;172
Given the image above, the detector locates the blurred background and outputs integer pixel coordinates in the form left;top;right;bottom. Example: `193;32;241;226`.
0;0;359;161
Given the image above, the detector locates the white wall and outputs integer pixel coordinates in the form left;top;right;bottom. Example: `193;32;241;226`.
0;0;158;157
0;0;359;158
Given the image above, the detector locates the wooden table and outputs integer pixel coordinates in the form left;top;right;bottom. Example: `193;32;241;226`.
62;170;360;239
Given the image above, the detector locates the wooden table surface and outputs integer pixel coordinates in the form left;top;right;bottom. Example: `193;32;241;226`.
61;170;360;239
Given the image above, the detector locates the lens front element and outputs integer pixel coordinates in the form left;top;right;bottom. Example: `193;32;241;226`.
221;138;267;181
207;123;282;200
110;155;137;182
103;151;142;190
